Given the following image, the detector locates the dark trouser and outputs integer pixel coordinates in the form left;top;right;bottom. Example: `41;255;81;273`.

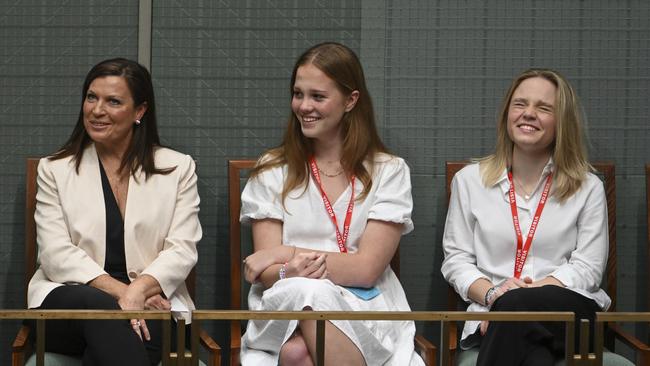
26;285;162;366
476;285;600;366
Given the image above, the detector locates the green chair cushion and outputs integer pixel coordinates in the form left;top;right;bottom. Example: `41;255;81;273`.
456;348;633;366
26;352;208;366
25;353;81;366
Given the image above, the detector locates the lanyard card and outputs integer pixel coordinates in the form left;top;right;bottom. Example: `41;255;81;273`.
344;286;381;301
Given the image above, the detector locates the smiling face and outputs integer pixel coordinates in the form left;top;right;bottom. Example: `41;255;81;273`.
82;75;147;153
290;63;358;144
506;76;557;156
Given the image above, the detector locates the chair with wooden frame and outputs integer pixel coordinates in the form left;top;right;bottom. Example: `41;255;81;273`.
228;159;436;366
11;158;221;366
443;161;648;366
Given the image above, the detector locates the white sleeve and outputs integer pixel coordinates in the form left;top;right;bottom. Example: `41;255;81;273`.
240;166;285;223
551;178;608;291
440;171;489;302
36;158;106;284
367;158;414;234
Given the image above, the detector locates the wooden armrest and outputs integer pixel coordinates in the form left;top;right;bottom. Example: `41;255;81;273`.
12;325;31;366
414;334;436;366
12;325;30;352
608;323;650;352
199;329;221;366
608;323;650;366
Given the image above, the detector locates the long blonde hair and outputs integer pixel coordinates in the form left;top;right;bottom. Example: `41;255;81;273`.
479;69;590;202
251;42;388;204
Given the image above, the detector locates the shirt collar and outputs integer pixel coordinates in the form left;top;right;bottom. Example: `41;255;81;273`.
497;157;555;197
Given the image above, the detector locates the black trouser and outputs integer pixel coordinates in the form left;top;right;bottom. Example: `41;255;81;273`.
476;285;600;366
26;285;166;366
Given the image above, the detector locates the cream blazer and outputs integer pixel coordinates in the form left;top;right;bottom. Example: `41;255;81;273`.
27;144;201;321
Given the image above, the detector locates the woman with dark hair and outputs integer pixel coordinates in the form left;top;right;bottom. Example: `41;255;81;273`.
27;58;201;366
240;43;423;366
441;69;609;365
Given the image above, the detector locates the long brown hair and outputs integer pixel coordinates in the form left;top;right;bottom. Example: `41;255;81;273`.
50;58;174;179
252;42;388;203
479;68;590;202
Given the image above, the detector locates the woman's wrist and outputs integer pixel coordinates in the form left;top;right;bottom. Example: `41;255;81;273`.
277;245;297;263
484;286;498;306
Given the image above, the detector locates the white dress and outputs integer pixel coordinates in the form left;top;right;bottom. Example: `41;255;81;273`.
239;153;424;366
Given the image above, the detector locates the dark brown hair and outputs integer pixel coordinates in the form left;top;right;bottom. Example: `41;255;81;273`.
50;58;173;178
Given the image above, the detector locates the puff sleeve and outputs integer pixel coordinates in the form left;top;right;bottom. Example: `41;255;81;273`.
240;165;285;223
367;157;414;234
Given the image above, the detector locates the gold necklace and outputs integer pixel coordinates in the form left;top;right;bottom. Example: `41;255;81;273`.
513;175;534;200
318;167;344;178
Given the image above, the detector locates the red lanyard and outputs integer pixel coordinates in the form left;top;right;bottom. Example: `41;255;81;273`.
309;157;355;253
507;170;553;278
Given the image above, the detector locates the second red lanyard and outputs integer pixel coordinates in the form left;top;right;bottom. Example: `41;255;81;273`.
309;157;355;253
507;170;553;278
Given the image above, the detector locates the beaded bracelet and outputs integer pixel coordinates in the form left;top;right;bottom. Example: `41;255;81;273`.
279;262;288;280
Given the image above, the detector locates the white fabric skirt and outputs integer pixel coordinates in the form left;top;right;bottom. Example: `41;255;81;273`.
240;273;424;366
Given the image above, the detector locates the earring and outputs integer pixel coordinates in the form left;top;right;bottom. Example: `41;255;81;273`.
135;119;141;125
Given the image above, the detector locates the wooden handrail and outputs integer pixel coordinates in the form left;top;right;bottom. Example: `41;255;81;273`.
192;310;574;322
0;309;169;320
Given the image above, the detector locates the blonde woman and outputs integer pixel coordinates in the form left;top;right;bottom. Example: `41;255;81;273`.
442;69;609;366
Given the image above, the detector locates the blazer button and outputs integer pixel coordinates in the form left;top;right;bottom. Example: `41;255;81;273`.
128;271;138;279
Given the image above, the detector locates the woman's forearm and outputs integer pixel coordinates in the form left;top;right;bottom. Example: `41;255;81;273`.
128;274;163;299
468;278;495;306
258;263;284;289
88;274;128;300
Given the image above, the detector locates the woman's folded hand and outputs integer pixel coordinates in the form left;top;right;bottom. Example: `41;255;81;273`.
144;294;171;310
286;252;327;279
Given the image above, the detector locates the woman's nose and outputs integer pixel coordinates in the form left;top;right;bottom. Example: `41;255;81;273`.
298;99;313;112
91;101;105;115
523;105;536;119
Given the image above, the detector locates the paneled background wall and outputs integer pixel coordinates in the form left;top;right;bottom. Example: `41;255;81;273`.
1;0;648;363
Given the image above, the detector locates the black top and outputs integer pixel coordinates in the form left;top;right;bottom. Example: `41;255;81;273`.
98;159;129;285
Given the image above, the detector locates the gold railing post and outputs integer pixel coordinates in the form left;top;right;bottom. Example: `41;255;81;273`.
316;319;326;366
190;318;200;366
578;319;590;364
440;320;449;366
162;316;171;366
177;317;186;366
566;318;575;366
36;318;44;366
594;319;604;366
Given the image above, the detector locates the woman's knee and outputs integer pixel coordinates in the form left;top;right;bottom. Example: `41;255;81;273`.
279;334;313;366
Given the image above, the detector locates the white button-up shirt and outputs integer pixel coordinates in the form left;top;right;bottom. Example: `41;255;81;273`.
441;159;611;341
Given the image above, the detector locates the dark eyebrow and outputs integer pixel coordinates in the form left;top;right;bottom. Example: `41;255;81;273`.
309;88;328;94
